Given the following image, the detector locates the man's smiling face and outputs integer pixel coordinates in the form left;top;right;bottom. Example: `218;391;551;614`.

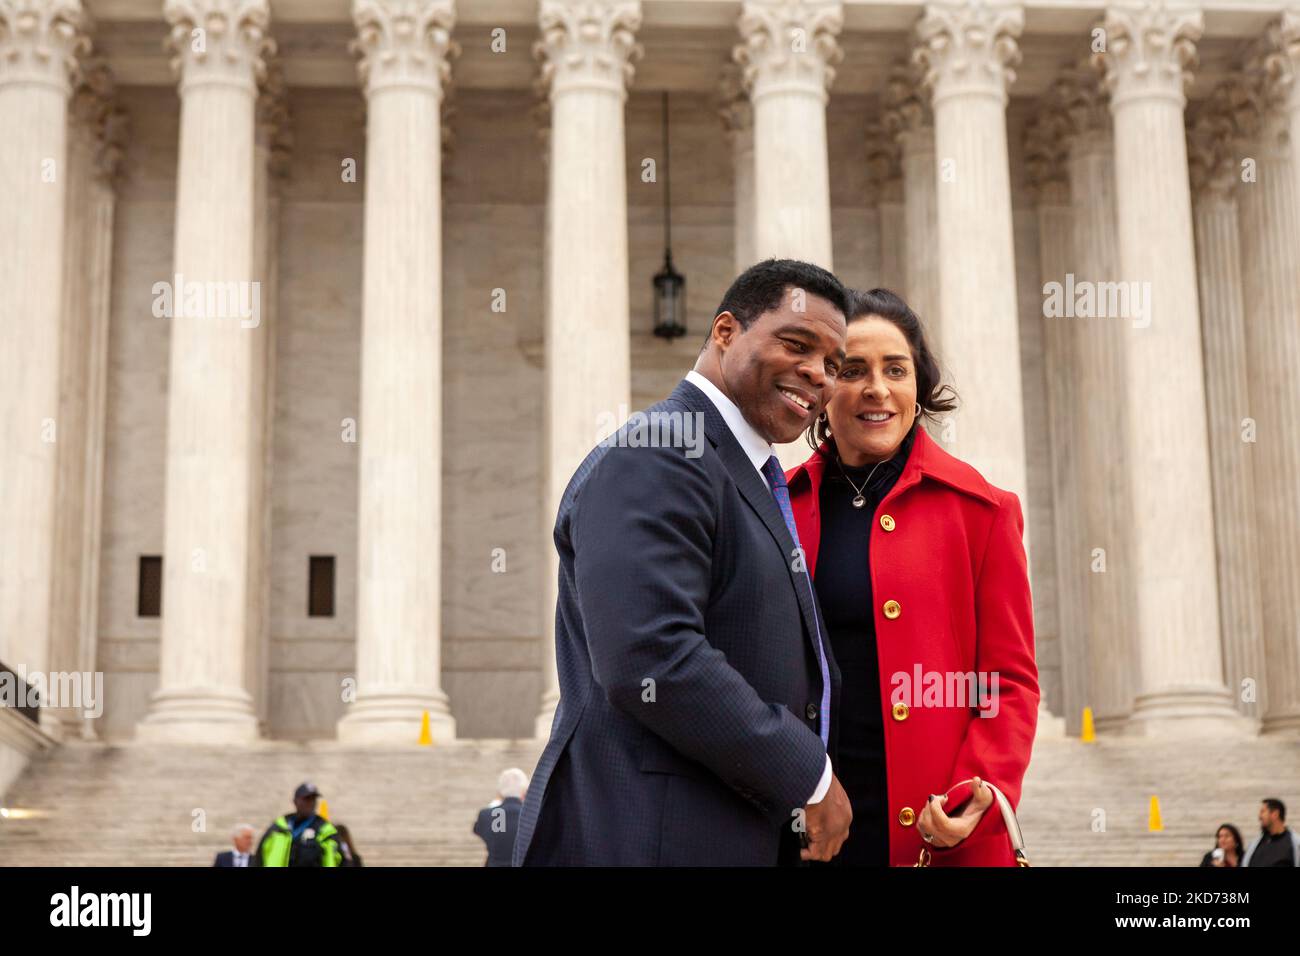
716;286;847;445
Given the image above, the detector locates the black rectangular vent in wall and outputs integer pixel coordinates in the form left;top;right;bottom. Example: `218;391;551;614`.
138;555;162;618
309;555;335;618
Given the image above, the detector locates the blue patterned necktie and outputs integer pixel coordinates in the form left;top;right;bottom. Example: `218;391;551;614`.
761;455;830;747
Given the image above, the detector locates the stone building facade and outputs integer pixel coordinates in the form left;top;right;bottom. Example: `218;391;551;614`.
2;0;1298;759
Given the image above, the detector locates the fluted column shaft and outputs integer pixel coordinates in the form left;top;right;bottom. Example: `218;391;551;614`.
244;64;286;733
1237;54;1300;731
719;70;756;274
735;0;842;269
533;0;641;739
885;68;940;335
898;125;939;335
914;0;1028;502
875;182;904;290
1097;1;1243;735
0;1;86;697
1193;190;1264;721
139;0;270;742
1024;111;1089;736
48;60;122;738
1062;117;1140;732
337;0;458;744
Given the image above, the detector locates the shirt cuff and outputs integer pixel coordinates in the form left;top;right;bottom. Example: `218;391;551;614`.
806;755;833;805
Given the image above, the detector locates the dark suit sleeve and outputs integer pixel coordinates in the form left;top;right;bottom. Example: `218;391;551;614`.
570;442;826;826
473;808;488;842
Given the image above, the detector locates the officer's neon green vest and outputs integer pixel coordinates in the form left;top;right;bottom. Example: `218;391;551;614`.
260;815;342;868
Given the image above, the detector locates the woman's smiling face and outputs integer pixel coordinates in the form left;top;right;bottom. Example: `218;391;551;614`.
825;316;918;466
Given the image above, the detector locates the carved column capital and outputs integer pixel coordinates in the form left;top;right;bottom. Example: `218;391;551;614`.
865;115;903;203
165;0;273;95
351;0;457;100
0;0;88;94
1094;0;1202;110
914;0;1023;107
70;53;128;187
256;55;291;181
717;63;753;138
534;0;641;102
1024;102;1071;205
733;0;843;105
883;60;933;153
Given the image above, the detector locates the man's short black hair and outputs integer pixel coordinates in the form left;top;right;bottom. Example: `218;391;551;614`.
706;258;849;346
1263;797;1286;820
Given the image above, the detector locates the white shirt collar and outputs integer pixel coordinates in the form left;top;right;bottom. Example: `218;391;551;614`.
685;370;774;475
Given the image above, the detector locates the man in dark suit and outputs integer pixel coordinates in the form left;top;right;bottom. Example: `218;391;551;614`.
515;259;854;866
473;768;528;866
212;824;256;867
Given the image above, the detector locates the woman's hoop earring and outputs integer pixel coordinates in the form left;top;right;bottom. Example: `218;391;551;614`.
914;403;922;418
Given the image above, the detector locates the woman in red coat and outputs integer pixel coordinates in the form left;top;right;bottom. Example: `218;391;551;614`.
786;288;1038;867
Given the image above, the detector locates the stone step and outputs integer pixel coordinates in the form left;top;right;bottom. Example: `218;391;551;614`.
1;736;1296;866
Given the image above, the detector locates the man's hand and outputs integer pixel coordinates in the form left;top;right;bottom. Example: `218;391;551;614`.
917;775;995;848
801;773;852;862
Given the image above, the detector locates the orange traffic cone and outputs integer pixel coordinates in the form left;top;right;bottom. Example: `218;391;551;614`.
1148;796;1164;832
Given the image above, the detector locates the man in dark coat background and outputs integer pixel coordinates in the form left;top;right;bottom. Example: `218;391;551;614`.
473;768;528;867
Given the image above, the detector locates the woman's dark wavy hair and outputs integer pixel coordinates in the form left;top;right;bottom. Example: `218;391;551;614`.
808;287;957;452
1215;823;1244;860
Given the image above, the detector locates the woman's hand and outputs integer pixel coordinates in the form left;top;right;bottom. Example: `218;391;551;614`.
917;776;995;848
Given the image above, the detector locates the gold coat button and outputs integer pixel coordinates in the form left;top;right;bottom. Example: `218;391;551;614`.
892;701;909;721
880;514;896;532
898;806;916;827
883;599;901;620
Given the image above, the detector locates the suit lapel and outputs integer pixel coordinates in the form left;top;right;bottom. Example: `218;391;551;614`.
670;381;825;661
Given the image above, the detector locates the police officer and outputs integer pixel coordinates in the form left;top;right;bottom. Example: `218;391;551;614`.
255;782;342;867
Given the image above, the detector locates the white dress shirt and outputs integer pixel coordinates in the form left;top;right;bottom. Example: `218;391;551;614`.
683;370;834;805
232;850;249;867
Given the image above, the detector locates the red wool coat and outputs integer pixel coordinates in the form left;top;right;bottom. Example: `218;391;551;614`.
786;427;1039;867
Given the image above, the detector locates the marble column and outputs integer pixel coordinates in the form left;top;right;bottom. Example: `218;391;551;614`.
913;0;1028;504
1095;0;1245;735
337;0;458;744
141;0;273;743
245;59;288;734
0;0;87;694
533;0;642;739
884;63;940;341
1186;83;1266;724
48;56;125;738
1238;43;1300;733
719;66;757;276
139;0;271;743
734;0;842;269
865;117;905;291
1024;104;1087;736
1055;69;1140;733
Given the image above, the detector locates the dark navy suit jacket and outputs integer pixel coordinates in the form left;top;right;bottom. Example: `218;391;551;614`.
514;379;838;866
